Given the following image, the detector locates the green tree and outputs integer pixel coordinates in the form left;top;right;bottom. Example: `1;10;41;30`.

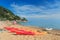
21;17;27;21
0;6;27;21
0;6;21;21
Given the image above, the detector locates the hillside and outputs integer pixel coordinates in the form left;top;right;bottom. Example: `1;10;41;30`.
0;6;27;21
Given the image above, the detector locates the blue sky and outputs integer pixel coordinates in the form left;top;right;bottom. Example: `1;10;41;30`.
0;0;60;19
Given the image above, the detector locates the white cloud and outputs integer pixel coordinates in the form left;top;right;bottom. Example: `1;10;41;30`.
19;14;60;19
10;2;60;19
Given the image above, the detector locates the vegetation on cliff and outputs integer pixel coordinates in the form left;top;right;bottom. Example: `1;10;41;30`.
0;6;27;21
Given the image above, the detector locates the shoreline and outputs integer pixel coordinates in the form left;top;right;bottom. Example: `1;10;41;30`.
0;21;60;33
0;21;60;40
19;22;60;30
19;24;60;31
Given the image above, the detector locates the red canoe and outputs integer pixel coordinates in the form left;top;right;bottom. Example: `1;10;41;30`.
4;27;19;30
4;27;35;35
15;30;35;35
4;27;14;30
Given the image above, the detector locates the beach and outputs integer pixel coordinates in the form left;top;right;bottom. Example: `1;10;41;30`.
0;21;60;40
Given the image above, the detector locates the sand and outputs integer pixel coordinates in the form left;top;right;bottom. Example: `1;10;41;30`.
0;21;60;40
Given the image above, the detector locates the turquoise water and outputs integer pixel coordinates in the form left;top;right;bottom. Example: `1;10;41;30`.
20;18;60;30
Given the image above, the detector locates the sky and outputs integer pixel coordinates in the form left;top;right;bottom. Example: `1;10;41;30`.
0;0;60;19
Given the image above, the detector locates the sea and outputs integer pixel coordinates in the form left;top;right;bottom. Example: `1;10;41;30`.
20;18;60;30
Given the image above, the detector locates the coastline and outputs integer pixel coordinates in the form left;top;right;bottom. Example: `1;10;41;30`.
0;21;60;40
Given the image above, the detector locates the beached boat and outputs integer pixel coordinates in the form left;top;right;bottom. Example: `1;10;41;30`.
45;28;53;30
